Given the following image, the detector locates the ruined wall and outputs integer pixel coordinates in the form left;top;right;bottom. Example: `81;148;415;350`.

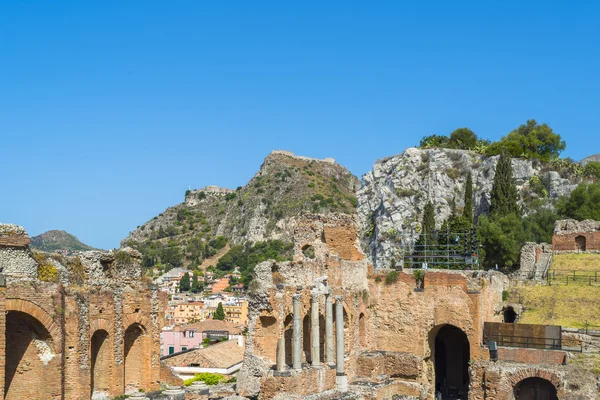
553;219;600;253
0;223;165;400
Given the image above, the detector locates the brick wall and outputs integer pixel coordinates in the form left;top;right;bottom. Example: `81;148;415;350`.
498;347;566;365
424;271;468;292
552;231;600;252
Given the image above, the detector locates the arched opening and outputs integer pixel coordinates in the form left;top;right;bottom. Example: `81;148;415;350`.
432;325;470;400
303;315;311;363
358;313;366;347
124;323;149;394
91;329;111;396
283;314;293;366
5;311;61;400
575;235;586;252
504;306;517;323
514;377;558;400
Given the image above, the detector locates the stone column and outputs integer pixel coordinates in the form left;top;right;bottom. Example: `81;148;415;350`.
276;337;286;372
310;293;321;367
292;294;302;370
325;290;334;366
162;386;186;400
335;296;347;392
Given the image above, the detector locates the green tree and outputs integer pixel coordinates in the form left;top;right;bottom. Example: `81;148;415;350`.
418;134;449;149
191;274;203;293
478;213;526;269
214;302;226;320
179;272;191;292
556;183;600;221
583;161;600;181
489;153;520;217
421;201;436;236
448;128;478;150
485;119;566;161
522;209;560;244
463;172;474;223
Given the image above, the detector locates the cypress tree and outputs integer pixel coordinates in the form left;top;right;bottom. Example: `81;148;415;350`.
421;201;436;236
214;302;226;320
489;153;519;217
463;172;474;223
179;272;191;292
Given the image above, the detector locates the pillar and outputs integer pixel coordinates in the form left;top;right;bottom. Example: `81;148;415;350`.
325;290;334;366
335;296;347;392
292;294;302;370
311;293;321;366
276;337;286;372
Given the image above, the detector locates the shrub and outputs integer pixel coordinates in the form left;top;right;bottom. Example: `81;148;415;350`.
272;271;285;285
384;270;399;285
396;188;418;198
38;263;59;282
412;269;425;285
183;372;224;386
502;290;509;301
302;245;316;259
446;168;460;180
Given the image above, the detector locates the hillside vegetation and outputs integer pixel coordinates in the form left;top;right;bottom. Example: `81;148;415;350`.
123;152;359;274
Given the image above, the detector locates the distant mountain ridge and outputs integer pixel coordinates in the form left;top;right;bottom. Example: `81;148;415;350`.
30;230;97;252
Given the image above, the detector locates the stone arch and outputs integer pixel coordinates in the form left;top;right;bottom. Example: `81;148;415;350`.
124;323;150;394
91;329;111;397
575;235;586;252
513;377;558;400
90;318;114;336
5;299;61;341
429;324;470;399
5;310;61;400
506;368;562;398
256;315;278;364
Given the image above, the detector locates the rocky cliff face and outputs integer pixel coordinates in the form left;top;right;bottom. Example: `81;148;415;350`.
123;151;359;255
30;230;97;252
357;148;580;269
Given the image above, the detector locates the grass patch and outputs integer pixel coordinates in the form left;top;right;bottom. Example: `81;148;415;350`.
552;253;600;271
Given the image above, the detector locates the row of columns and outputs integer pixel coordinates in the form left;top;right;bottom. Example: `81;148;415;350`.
277;291;346;391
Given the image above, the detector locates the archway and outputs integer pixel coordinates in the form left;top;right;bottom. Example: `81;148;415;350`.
124;323;149;393
504;306;517;323
575;235;586;252
514;377;558;400
91;329;111;396
5;311;61;400
256;316;278;363
432;324;470;399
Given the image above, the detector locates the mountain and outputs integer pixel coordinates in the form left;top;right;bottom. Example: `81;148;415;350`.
122;150;360;269
30;230;97;252
580;154;600;165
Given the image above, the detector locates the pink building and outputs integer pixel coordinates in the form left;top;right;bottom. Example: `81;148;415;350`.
161;320;243;356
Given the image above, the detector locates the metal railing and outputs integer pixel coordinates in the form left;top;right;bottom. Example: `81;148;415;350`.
484;333;561;350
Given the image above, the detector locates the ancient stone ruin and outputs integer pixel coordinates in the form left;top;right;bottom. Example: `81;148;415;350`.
553;219;600;253
0;223;165;400
237;214;598;399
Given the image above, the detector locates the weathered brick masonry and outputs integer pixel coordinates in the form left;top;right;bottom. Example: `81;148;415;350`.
0;224;165;400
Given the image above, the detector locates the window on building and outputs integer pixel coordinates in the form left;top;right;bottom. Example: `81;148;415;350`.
182;346;187;351
189;331;194;338
182;331;186;338
169;346;175;355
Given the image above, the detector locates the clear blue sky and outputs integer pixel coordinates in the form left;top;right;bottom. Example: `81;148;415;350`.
1;1;599;249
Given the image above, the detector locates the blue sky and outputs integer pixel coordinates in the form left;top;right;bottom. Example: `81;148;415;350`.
1;1;599;249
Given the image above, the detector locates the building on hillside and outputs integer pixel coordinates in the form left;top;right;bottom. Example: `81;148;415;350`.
171;301;206;325
231;283;245;293
154;267;188;293
161;337;245;379
160;319;243;356
211;277;230;293
552;219;600;253
223;300;249;326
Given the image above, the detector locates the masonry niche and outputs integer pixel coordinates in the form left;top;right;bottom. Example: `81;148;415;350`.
91;330;111;397
124;323;150;394
5;311;61;400
432;324;470;400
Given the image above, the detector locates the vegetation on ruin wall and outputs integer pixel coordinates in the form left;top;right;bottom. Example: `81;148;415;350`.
216;240;294;286
183;372;227;386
